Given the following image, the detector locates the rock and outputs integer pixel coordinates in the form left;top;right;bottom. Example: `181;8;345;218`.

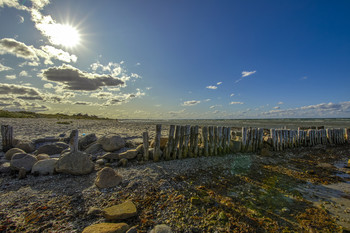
126;226;137;233
150;224;173;233
95;167;122;189
96;159;105;165
36;153;50;160
260;148;270;156
190;197;201;205
18;167;27;179
36;142;69;155
150;138;168;150
102;152;119;161
14;140;35;153
85;143;103;155
347;159;350;168
5;148;25;160
136;144;143;154
34;137;59;144
98;135;125;152
10;153;38;172
55;151;94;175
316;163;335;169
103;200;137;220
82;223;129;233
0;162;11;173
31;158;58;175
118;149;137;160
87;207;102;216
118;158;128;167
230;140;242;153
79;133;97;151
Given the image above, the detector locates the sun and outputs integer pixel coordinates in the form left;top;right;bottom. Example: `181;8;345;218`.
48;24;81;48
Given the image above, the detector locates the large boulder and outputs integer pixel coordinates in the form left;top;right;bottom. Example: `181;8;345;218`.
95;167;122;189
103;200;137;220
118;149;137;160
10;153;38;172
36;153;50;161
36;142;69;155
0;162;11;173
79;133;97;151
84;143;104;155
5;148;25;160
55;151;94;175
31;158;58;175
98;135;125;152
82;223;129;233
14;140;35;153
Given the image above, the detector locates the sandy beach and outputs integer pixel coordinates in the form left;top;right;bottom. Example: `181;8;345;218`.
0;118;350;232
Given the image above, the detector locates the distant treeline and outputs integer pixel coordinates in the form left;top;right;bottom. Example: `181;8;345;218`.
0;110;110;120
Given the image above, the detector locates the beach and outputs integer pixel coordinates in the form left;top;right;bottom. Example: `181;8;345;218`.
0;118;350;232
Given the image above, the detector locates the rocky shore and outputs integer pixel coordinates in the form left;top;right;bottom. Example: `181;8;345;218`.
1;118;350;232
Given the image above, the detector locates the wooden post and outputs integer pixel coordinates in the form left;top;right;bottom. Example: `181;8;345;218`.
1;125;13;152
226;127;231;153
166;125;175;160
178;126;185;159
202;126;209;156
143;132;149;161
69;129;79;152
241;127;247;152
270;129;276;151
217;127;223;154
172;126;181;159
193;126;199;157
153;124;162;162
258;128;263;150
208;126;214;156
214;126;218;156
222;127;228;153
182;125;191;158
278;129;282;151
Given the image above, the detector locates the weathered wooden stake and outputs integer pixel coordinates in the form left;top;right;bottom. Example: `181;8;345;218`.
69;129;79;152
142;132;149;161
182;125;191;158
202;126;209;156
153;124;162;162
172;126;181;159
226;127;231;153
214;126;218;156
1;125;13;152
166;125;175;160
193;126;199;157
241;127;247;152
177;126;185;159
208;126;214;156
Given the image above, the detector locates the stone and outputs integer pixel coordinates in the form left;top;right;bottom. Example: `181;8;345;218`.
18;167;27;179
36;153;50;160
0;162;11;173
136;144;143;154
36;142;69;155
126;226;138;233
96;159;105;165
79;133;97;151
55;151;94;175
102;152;119;161
14;140;35;153
82;223;129;233
87;207;102;216
347;159;350;168
34;137;59;144
118;149;137;160
85;143;103;155
190;197;201;205
150;137;168;150
5;148;25;160
98;134;125;152
10;154;38;172
260;148;270;156
31;158;58;175
150;224;173;233
103;200;137;220
95;167;122;189
118;158;128;167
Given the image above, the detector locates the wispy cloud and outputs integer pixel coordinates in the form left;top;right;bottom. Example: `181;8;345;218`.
217;82;222;85
235;70;257;84
183;100;201;106
277;101;284;105
230;101;244;105
19;70;29;77
206;85;217;90
273;106;280;109
5;74;16;80
230;93;235;97
0;63;12;72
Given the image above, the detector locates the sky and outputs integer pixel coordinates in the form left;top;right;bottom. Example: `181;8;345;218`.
0;0;349;119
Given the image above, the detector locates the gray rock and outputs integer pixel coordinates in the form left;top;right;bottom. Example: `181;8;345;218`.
95;167;122;189
85;143;103;155
5;148;25;160
0;162;11;173
36;153;50;160
18;167;27;179
55;151;94;175
103;200;137;220
102;152;119;161
118;158;128;167
79;133;97;151
87;207;102;216
96;159;105;165
10;154;38;172
150;224;173;233
126;226;138;233
118;149;137;160
98;134;125;152
36;142;69;155
31;158;58;175
136;144;144;154
14;140;35;153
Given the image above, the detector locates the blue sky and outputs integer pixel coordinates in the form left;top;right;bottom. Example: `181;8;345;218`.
0;0;349;119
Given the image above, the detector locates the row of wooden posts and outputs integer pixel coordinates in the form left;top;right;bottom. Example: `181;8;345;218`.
142;125;350;161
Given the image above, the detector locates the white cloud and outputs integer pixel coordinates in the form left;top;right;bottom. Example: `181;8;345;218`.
5;74;16;80
241;71;256;77
43;83;53;89
206;85;217;90
230;93;235;97
277;101;284;105
19;70;28;76
217;82;222;85
17;15;24;23
0;63;12;72
230;101;244;105
209;105;216;109
273;106;280;109
204;99;211;102
41;45;77;63
183;100;201;106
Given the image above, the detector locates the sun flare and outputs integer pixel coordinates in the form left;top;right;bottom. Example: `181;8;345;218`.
48;24;81;47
